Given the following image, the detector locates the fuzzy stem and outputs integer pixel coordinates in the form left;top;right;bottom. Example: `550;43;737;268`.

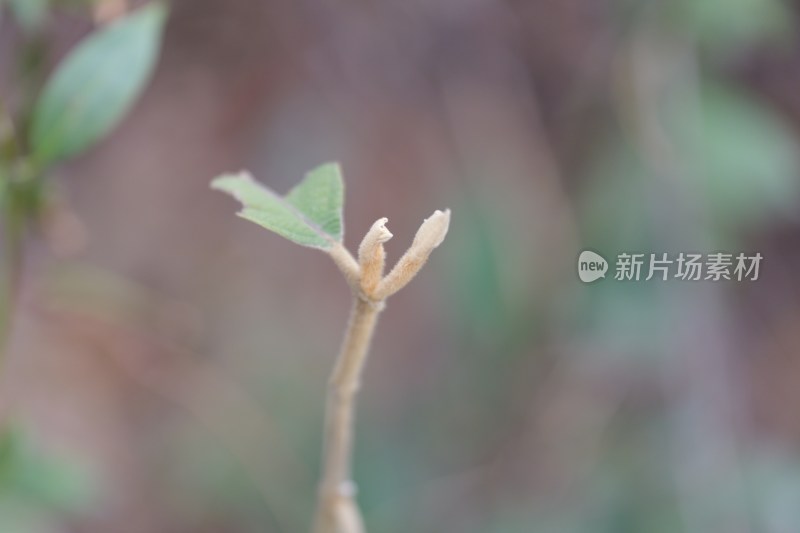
313;210;449;533
329;243;360;291
313;296;383;533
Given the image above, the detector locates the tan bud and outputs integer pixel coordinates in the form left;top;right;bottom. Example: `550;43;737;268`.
373;209;450;300
358;218;393;297
410;209;450;251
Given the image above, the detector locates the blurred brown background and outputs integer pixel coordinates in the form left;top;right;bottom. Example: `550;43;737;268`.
3;0;800;532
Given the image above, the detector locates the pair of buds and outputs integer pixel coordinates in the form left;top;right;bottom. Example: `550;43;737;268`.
331;209;451;303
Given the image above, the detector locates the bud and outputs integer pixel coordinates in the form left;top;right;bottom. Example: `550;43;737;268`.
358;218;393;296
410;209;450;251
373;209;450;300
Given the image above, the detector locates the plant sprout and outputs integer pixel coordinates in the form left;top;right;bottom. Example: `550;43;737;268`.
211;162;450;533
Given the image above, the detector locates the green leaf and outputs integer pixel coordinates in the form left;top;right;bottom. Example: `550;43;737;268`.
211;162;345;250
668;0;791;54
29;3;168;165
6;0;50;33
0;428;93;508
665;83;800;227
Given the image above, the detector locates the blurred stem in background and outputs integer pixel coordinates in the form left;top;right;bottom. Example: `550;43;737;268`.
0;1;168;368
0;14;51;364
0;101;28;365
0;3;170;528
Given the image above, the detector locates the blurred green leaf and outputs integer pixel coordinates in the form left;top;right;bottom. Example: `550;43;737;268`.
5;0;49;33
666;83;800;227
29;3;168;165
211;162;345;250
0;429;92;508
0;502;61;533
669;0;792;53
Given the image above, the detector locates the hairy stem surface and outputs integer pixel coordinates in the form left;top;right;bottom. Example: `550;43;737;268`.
313;296;383;533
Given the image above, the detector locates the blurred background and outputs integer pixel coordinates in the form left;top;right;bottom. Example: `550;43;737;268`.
2;0;800;531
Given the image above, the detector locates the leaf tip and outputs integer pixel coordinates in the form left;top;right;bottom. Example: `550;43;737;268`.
210;171;253;199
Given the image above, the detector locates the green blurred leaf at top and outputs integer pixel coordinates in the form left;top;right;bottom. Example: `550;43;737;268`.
665;83;800;229
669;0;792;54
211;162;345;250
5;0;50;33
29;3;168;165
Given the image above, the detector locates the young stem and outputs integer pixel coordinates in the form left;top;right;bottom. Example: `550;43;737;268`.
312;211;448;533
313;295;383;533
